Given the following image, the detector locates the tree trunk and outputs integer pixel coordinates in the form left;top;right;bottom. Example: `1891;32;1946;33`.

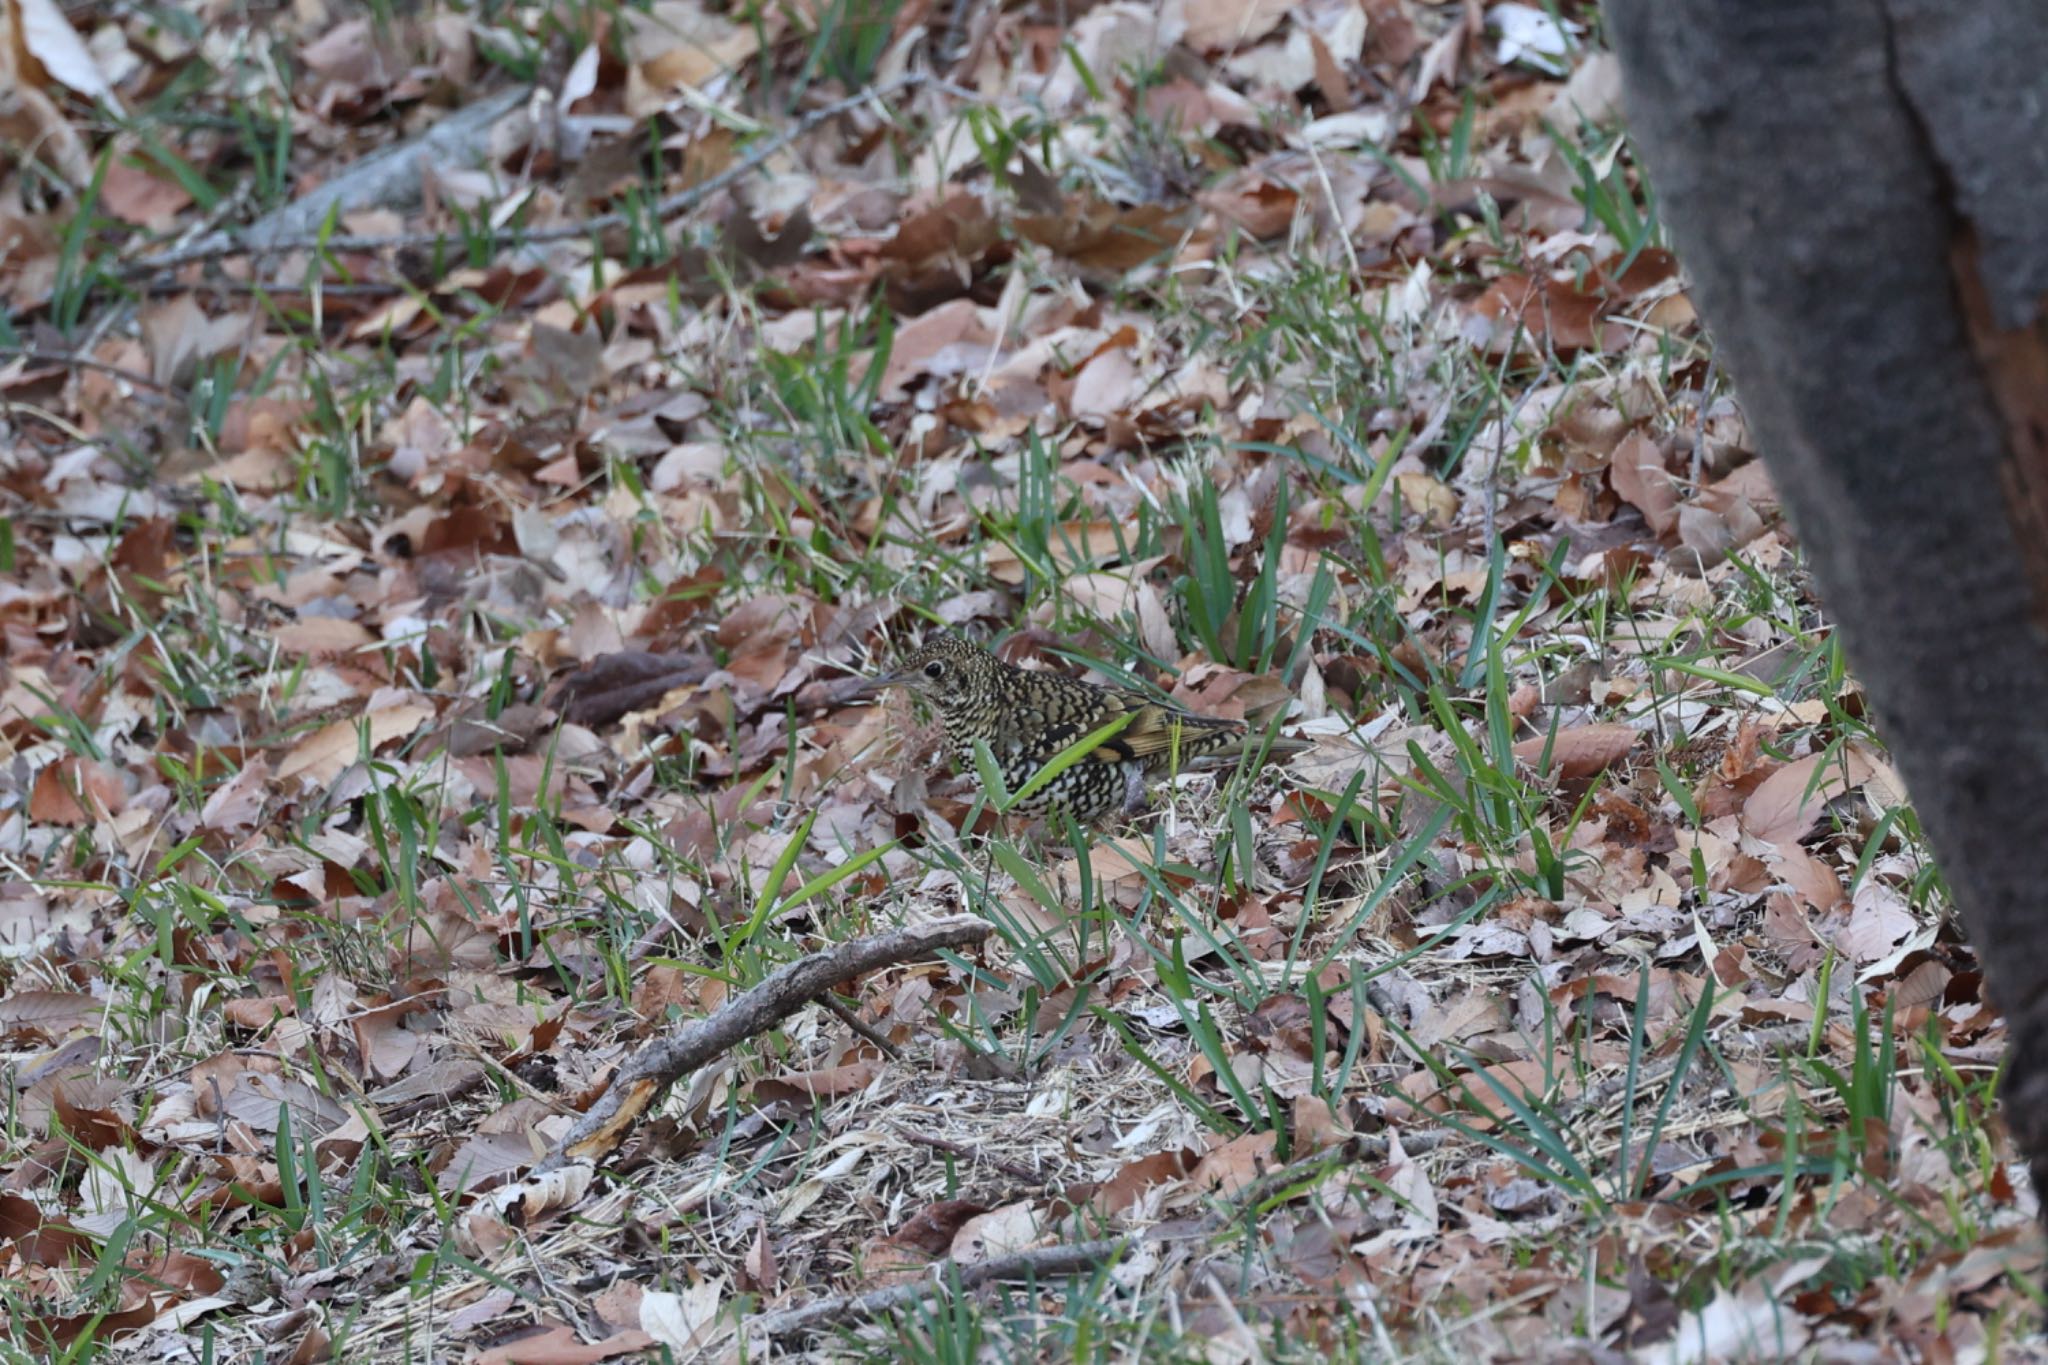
1604;0;2048;1213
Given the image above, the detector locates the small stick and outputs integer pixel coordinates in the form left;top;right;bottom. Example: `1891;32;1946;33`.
136;278;406;298
534;914;990;1173
122;75;928;278
822;993;902;1060
748;1238;1128;1339
0;347;179;395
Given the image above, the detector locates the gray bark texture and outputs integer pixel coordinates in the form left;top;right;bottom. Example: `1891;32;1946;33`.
1604;0;2048;1215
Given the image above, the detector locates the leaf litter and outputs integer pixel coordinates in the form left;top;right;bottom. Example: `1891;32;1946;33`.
0;0;2032;1358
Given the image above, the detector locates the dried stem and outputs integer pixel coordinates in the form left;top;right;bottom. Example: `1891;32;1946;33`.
748;1238;1128;1339
535;914;991;1172
122;75;927;279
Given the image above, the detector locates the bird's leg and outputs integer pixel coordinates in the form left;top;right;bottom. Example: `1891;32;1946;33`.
1120;762;1151;816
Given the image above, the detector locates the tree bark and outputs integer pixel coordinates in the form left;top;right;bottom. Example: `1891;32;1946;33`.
1604;0;2048;1213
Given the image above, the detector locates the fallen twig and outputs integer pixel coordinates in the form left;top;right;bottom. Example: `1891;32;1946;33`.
137;278;406;299
534;914;991;1173
748;1238;1129;1339
123;85;532;280
0;347;178;395
124;75;927;279
823;993;902;1060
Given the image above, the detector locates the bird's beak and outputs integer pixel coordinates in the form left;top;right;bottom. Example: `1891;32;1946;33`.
853;670;907;697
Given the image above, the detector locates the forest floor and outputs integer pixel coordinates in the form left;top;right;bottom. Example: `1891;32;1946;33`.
0;0;2039;1359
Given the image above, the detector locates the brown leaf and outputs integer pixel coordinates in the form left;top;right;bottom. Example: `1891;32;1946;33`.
1016;200;1189;273
277;699;436;786
1405;1057;1576;1128
725;206;812;269
0;85;91;186
140;295;253;388
1190;1130;1279;1197
1204;176;1301;239
1513;722;1636;779
222;995;294;1029
284;1325;333;1365
1010;150;1063;214
200;756;271;832
122;1248;225;1297
1770;847;1845;911
526;322;606;400
742;1220;778;1293
1471;272;1627;354
986;521;1131;584
753;1058;884;1103
101;158;193;228
882;191;1001;268
351;999;423;1081
1182;0;1292;51
889;1199;988;1255
220;1073;347;1136
274;618;374;658
877;298;995;400
1292;1094;1353;1154
28;757;122;825
472;1321;657;1365
624;0;761;99
1090;1150;1195;1217
1742;749;1876;847
1608;430;1679;535
1394;470;1459;529
369;1056;488;1110
0;1190;94;1265
300;18;392;86
0;990;95;1041
440;1128;545;1195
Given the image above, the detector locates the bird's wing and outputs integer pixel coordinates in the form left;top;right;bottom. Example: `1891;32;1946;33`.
1086;692;1236;762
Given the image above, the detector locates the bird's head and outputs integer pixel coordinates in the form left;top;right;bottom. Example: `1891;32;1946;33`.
862;632;996;712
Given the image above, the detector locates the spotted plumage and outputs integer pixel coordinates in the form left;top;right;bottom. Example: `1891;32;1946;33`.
864;633;1309;822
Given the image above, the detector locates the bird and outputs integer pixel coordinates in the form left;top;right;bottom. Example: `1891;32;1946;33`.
860;632;1310;823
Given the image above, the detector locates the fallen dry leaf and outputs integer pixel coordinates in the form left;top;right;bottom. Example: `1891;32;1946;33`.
277;699;436;786
1514;722;1636;779
1742;748;1876;848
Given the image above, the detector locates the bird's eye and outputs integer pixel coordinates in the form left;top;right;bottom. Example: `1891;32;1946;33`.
923;661;946;679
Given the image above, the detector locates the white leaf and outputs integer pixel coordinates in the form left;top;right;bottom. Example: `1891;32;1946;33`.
641;1280;728;1351
17;0;122;107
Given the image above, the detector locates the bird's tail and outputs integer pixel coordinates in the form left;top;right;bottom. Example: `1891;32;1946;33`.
1180;724;1312;769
